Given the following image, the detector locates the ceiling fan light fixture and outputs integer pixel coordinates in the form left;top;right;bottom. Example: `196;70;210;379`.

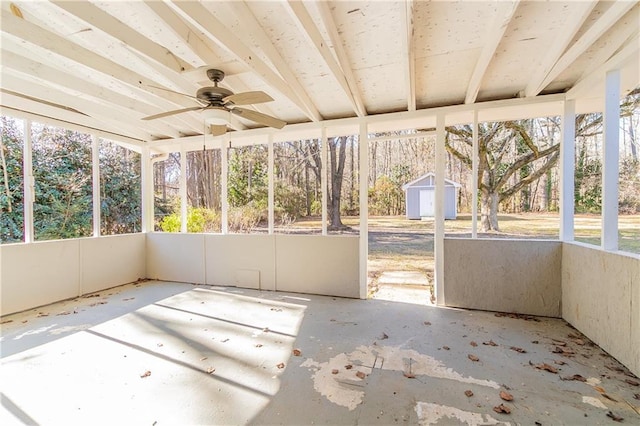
202;108;229;125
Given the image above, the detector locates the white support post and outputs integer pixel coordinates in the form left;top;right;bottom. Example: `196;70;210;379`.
22;119;34;243
91;134;100;237
321;127;328;236
471;110;478;238
140;145;151;233
560;99;576;241
602;69;620;251
179;144;187;233
268;135;275;234
221;137;229;234
359;121;369;299
434;114;446;306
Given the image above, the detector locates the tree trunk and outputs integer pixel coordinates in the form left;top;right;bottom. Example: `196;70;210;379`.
480;190;499;232
328;136;347;230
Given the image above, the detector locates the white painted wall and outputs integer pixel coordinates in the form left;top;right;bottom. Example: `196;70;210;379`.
0;234;146;315
205;235;276;290
146;233;205;284
276;235;360;298
146;233;360;298
443;238;562;317
562;243;640;377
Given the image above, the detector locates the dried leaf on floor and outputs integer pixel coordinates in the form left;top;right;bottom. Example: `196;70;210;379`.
552;346;575;356
470;341;478;347
625;379;639;386
221;338;229;343
200;357;208;361
493;404;511;414
500;391;514;401
345;364;353;370
533;362;558;373
483;340;498;346
277;363;285;369
442;346;450;351
122;297;135;301
255;344;263;348
633;393;639;400
606;411;624;422
206;367;215;374
293;348;302;356
423;321;431;326
331;369;339;375
561;374;587;382
380;332;389;340
554;360;566;365
510;346;527;353
531;340;539;344
0;319;13;324
56;311;71;316
356;371;366;379
594;386;606;393
602;394;618;402
464;390;474;397
140;370;151;378
37;313;49;317
468;354;480;362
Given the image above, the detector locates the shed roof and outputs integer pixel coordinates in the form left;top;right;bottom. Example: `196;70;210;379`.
402;173;462;190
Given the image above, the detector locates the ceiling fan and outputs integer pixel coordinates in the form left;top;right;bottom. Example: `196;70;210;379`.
142;69;286;136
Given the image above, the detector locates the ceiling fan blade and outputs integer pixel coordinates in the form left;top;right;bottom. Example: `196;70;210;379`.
223;91;273;106
147;85;204;104
210;124;227;136
231;107;286;129
142;106;204;121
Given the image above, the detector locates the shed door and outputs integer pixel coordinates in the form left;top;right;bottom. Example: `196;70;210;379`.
419;189;434;216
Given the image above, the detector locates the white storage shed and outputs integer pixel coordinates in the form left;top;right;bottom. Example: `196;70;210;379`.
402;173;461;220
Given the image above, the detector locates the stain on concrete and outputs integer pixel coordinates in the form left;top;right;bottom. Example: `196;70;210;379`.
301;344;500;410
414;401;508;425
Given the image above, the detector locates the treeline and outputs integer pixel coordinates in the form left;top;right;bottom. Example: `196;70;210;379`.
2;89;639;241
0;117;141;243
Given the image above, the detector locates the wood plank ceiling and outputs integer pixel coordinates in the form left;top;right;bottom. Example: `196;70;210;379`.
1;1;638;143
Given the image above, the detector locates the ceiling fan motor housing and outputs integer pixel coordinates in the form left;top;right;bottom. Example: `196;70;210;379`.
196;86;233;105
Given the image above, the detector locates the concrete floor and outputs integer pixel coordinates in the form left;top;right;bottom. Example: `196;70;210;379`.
1;281;639;425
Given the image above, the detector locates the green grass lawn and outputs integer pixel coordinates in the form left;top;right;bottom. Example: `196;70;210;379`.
289;213;639;253
287;213;639;288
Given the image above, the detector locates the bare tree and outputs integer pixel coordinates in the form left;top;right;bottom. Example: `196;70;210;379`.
327;136;348;230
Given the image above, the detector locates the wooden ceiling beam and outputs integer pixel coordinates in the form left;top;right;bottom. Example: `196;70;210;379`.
51;1;196;95
532;1;637;96
524;1;598;98
464;0;520;104
155;0;278;119
1;73;154;140
1;97;145;146
402;0;416;111
286;0;365;118
1;70;185;140
222;0;319;121
170;1;322;122
314;1;367;116
567;35;640;100
0;12;204;133
0;49;183;138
